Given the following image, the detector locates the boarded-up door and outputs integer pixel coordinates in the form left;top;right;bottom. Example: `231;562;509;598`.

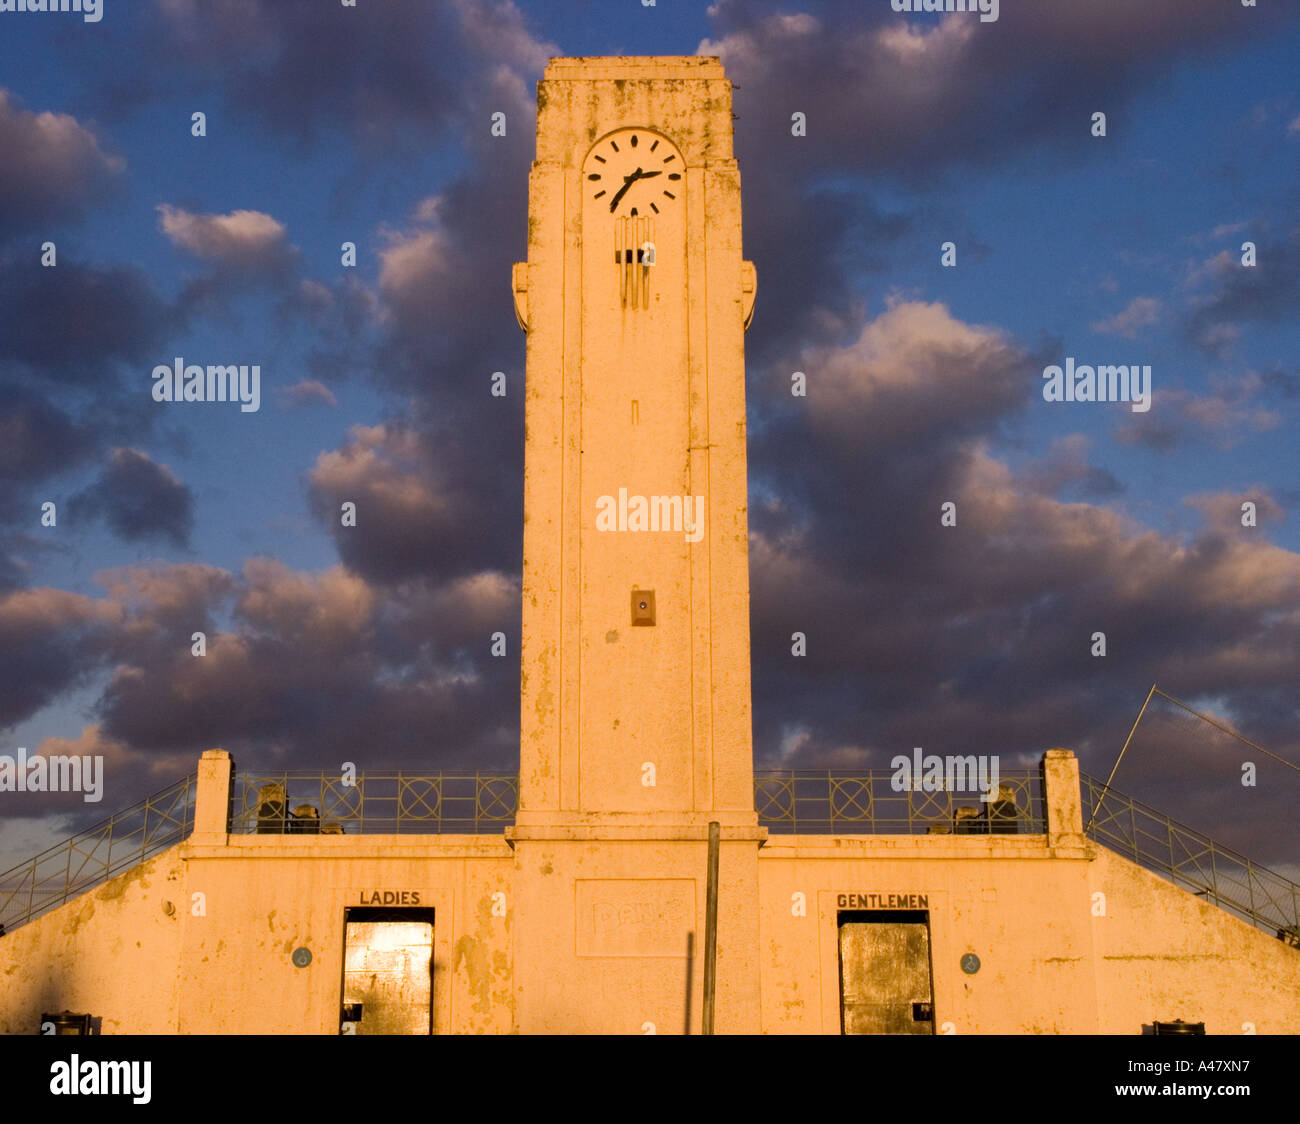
342;910;434;1035
838;910;934;1035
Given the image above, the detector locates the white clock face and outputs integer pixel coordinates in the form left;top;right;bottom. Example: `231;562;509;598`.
584;129;683;217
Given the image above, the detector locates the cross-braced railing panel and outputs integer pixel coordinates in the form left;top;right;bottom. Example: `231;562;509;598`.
0;773;197;934
228;772;519;835
752;770;1046;835
1081;773;1300;940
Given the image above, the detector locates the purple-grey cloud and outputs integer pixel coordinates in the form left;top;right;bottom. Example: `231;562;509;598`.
70;448;195;548
0;90;124;242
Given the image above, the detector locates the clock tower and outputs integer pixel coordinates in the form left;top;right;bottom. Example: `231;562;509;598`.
509;56;762;1034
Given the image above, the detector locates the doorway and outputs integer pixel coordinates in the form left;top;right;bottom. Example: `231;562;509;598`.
838;910;935;1035
341;908;435;1035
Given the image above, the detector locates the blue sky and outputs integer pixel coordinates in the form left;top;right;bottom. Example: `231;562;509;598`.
1;0;1298;874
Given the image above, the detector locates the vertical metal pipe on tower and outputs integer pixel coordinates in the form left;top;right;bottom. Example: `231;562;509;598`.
703;820;720;1034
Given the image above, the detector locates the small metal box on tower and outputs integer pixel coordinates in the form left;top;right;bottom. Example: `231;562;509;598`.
631;589;655;626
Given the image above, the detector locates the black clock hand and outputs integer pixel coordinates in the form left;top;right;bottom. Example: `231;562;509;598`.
608;167;647;212
605;166;650;213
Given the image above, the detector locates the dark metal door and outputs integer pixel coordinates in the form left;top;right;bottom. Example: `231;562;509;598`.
838;913;934;1035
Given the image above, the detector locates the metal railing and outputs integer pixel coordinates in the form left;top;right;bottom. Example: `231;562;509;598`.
229;772;519;835
1081;772;1300;940
0;773;197;934
3;764;1296;947
231;769;1044;836
753;769;1046;835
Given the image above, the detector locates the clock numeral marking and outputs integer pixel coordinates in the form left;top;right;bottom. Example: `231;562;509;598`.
588;174;601;181
610;140;620;152
630;134;638;147
663;155;675;163
594;155;606;163
650;202;659;214
649;139;659;152
667;173;681;181
663;191;675;200
594;190;606;199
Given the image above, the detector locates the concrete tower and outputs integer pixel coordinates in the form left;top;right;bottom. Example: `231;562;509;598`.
509;56;762;1033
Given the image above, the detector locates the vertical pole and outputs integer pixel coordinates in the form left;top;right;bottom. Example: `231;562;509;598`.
683;931;694;1036
703;820;720;1035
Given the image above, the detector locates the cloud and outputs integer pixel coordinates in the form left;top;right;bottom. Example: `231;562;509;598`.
317;182;528;584
1259;365;1300;399
70;448;195;548
0;259;172;383
695;0;1297;367
1114;376;1286;451
0;385;95;496
377;217;453;326
306;422;511;585
1;725;192;824
0;256;176;585
286;275;379;384
86;559;518;767
1211;222;1250;240
0;587;121;727
1184;488;1285;535
749;439;1300;765
802;298;1029;444
157;204;293;272
694;0;1297;363
736;295;1300;869
1016;435;1124;500
96;562;234;625
1185;228;1300;354
0;90;124;242
749;299;1038;565
128;0;556;156
1091;296;1161;339
701;0;1295;182
276;379;337;409
0;554;516;777
737;180;908;367
1182;247;1237;289
371;185;527;402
